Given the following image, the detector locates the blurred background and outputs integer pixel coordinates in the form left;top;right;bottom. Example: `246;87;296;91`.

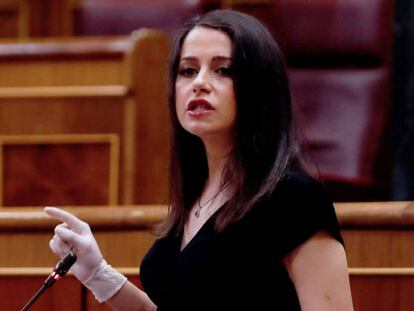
0;0;411;206
1;1;414;310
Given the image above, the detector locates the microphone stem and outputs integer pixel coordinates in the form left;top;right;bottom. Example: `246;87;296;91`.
20;253;76;310
20;284;48;311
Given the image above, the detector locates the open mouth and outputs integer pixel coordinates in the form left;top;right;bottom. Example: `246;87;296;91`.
187;99;214;114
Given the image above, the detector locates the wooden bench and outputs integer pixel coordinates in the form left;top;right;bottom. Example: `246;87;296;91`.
0;267;141;311
339;201;414;311
1;202;414;310
0;30;170;206
0;205;162;310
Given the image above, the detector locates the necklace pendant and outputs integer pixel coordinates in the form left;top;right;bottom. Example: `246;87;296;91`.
195;208;201;218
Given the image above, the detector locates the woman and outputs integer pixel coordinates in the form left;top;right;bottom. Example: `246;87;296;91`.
45;9;354;311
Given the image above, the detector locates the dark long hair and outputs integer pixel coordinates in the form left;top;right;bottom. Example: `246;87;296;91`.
159;9;302;237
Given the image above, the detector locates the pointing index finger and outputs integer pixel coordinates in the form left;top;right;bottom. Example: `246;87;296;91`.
44;206;85;233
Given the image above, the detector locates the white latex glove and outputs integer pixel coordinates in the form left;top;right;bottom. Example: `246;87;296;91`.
45;206;103;282
45;206;127;302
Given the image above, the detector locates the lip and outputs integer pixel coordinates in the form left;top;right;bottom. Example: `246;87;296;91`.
186;98;215;116
187;98;214;111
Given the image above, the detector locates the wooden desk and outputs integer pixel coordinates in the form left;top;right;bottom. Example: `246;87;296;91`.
0;202;414;310
0;267;140;311
337;201;414;267
1;202;414;267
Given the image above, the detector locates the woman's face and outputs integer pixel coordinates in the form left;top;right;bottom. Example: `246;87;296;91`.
175;27;237;143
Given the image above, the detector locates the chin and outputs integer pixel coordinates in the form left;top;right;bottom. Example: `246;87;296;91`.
184;127;210;139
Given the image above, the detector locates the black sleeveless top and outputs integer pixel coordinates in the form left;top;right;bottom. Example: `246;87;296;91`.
140;171;343;310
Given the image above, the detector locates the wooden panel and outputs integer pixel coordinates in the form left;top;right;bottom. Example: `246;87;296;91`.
336;201;414;267
0;5;18;37
0;274;82;310
0;38;127;87
0;58;123;86
343;229;414;267
0;134;119;206
3;202;414;268
0;30;170;204
0;206;166;267
0;231;58;267
127;30;170;204
0;203;414;310
0;0;29;38
28;0;80;37
8;267;414;311
0;96;125;134
0;229;156;268
0;267;138;311
350;269;414;311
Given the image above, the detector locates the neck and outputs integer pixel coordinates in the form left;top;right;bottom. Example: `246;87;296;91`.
202;135;233;188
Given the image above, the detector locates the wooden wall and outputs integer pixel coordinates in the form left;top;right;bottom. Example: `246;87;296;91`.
0;205;163;310
0;268;141;311
0;30;170;206
0;2;402;310
0;0;29;38
0;0;81;38
0;202;413;310
339;202;414;310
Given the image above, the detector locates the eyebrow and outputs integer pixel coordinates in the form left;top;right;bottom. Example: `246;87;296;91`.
179;56;232;62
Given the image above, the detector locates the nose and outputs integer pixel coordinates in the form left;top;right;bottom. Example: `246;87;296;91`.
193;69;211;94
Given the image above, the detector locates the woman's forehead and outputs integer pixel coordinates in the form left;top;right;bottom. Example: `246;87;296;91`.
180;27;232;59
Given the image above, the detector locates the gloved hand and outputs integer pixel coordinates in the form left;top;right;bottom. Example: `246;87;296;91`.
45;206;103;282
45;206;127;302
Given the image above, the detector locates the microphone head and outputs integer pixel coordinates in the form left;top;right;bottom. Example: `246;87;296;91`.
53;252;77;277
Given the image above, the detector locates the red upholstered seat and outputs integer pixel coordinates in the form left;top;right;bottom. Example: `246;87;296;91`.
73;0;220;37
290;68;390;186
269;0;392;62
279;0;394;200
238;0;394;200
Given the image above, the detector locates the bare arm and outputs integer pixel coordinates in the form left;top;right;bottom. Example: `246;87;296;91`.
105;281;157;311
284;231;354;311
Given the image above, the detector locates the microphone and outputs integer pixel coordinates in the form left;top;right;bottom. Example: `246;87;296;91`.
20;252;77;311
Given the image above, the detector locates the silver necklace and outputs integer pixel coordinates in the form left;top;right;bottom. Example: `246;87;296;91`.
195;184;228;218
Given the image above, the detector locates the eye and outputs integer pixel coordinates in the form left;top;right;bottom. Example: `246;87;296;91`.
178;67;198;77
216;66;233;77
